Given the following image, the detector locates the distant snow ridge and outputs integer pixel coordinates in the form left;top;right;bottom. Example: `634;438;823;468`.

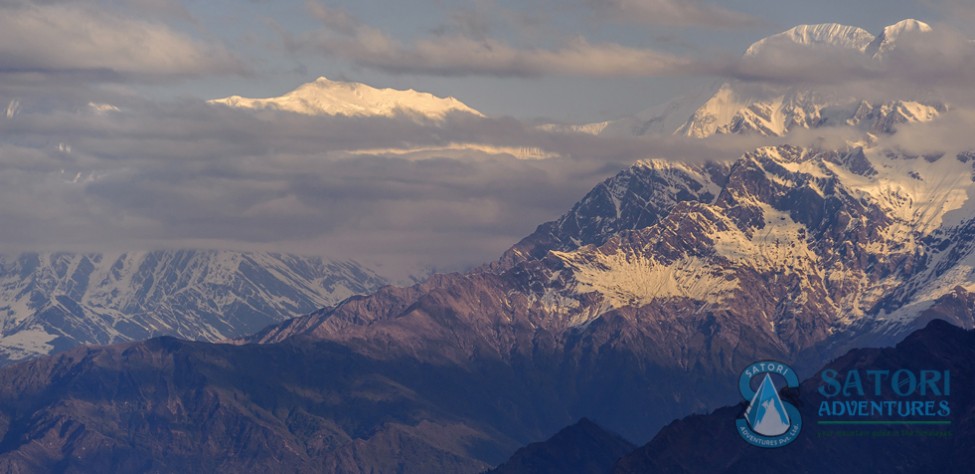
575;19;943;139
677;19;940;138
0;250;389;364
209;76;483;120
210;77;565;159
744;23;876;56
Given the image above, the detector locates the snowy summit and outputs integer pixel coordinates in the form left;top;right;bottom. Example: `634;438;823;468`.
579;19;940;139
209;76;483;120
866;19;933;58
744;22;876;56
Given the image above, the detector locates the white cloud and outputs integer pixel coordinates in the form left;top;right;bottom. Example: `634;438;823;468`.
707;25;975;106
0;3;243;79
6;86;975;274
332;33;690;77
294;5;690;78
586;0;758;28
304;0;359;35
0;94;775;273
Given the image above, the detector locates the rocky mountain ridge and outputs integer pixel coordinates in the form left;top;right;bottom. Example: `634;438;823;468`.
0;250;389;364
1;139;974;471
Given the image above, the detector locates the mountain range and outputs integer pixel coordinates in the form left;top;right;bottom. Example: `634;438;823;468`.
0;132;973;470
0;18;971;473
580;19;944;139
0;251;390;365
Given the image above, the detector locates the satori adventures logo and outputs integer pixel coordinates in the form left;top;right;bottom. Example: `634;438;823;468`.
736;360;802;448
815;367;951;437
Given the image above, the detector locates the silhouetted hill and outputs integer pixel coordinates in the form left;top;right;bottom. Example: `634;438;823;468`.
487;418;634;474
614;320;975;473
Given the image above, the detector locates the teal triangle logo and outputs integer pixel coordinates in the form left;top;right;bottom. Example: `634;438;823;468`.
745;373;791;436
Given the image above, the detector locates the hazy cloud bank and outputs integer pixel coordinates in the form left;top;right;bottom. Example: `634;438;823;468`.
0;92;790;273
0;1;243;82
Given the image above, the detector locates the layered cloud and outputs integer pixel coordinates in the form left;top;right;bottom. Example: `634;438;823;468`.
0;93;780;273
716;24;975;104
7;88;971;275
294;2;692;78
6;2;975;277
0;1;242;81
312;33;691;77
291;1;973;97
585;0;758;28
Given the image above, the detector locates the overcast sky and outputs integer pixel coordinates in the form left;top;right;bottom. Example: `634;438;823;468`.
2;0;975;276
126;0;967;121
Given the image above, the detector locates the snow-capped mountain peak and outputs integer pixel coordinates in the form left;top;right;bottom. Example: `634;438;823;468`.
209;76;483;120
673;19;944;138
866;19;933;58
884;18;932;34
583;19;943;140
744;23;875;56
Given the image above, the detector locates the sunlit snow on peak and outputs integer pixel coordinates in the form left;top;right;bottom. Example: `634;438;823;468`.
744;23;876;56
208;76;483;120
